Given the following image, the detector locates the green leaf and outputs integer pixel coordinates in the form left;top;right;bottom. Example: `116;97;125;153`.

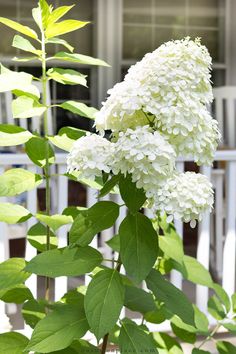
0;332;29;354
39;0;51;29
13;56;38;62
85;268;125;340
99;174;120;198
0;203;32;224
106;234;120;253
47;68;87;86
25;246;102;277
0;124;32;146
217;341;236;354
12;95;46;119
152;332;183;354
46;37;74;52
36;213;73;232
1;284;33;304
0;258;30;297
69;201;120;246
193;305;209;334
119;174;146;213
119;318;158;354
62;206;86;220
25;303;89;353
0;17;38;39
0;168;42;197
119;213;158;284
232;293;236;312
159;234;184;264
46;340;100;354
213;283;231;313
25;137;55;167
27;222;57;252
52;51;109;66
22;299;46;328
45;20;88;39
12;34;41;55
171;322;196;344
48;5;74;24
208;295;227;320
48;126;86;152
124;285;156;314
146;269;195;326
192;349;211;354
60;101;98;119
32;6;44;32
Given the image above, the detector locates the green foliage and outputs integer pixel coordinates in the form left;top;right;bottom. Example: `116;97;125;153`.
36;213;72;231
12;34;41;55
192;349;211;354
152;332;183;354
22;299;47;328
119;174;146;213
0;124;32;146
48;126;86;151
119;212;158;284
27;222;58;252
25;246;103;277
0;332;29;354
99;174;120;198
85;268;125;340
52;51;109;66
124;285;156;314
0;203;32;223
25;136;55;167
0;17;38;39
12;95;46;119
217;341;236;353
69;201;120;246
60;101;98;119
47;68;87;86
1;284;33;304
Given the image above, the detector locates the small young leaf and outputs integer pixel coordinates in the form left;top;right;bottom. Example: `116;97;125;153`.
48;5;74;24
0;124;32;146
25;137;55;167
0;203;32;224
146;269;195;326
36;213;73;232
39;0;52;29
46;37;74;52
69;201;120;246
0;332;29;354
119;318;158;354
213;283;231;313
119;213;158;284
217;341;236;354
27;222;57;252
119;174;146;213
48;126;86;151
208;295;227;320
0;17;38;39
47;67;87;86
12;96;46;119
52;51;109;66
99;174;120;198
0;168;42;197
124;285;156;314
0;258;30;297
22;299;46;328
12;34;41;55
1;284;33;304
45;20;88;39
85;268;125;340
60;101;98;119
25;246;103;277
152;332;183;354
25;304;89;353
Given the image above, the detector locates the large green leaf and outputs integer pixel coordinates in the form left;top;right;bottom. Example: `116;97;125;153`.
217;341;236;354
25;303;89;353
46;37;74;52
12;96;46;119
38;0;51;29
119;213;158;284
124;285;156;314
25;246;103;277
119;318;158;354
159;234;184;264
52;52;109;66
152;332;183;354
69;201;119;246
45;20;88;39
84;268;125;340
1;284;33;304
48;126;86;152
45;340;100;354
47;5;74;24
0;17;38;39
0;258;30;297
0;168;42;196
119;174;146;213
27;222;57;252
60;101;98;119
47;68;87;86
146;269;195;326
0;124;32;146
192;349;211;354
0;332;29;354
22;299;46;328
99;174;120;198
25;137;55;167
0;203;32;224
171;322;196;344
36;213;73;232
12;34;41;55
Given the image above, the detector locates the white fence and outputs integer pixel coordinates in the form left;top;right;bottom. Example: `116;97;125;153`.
0;151;236;334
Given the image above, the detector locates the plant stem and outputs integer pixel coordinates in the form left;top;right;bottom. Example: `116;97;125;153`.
41;27;51;302
100;256;122;353
197;323;221;349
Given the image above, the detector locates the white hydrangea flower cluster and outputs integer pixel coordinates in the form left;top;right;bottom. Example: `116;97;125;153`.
67;133;114;180
112;126;176;194
153;172;214;227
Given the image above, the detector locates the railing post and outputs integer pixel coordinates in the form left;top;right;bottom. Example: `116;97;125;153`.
222;161;236;295
196;165;212;313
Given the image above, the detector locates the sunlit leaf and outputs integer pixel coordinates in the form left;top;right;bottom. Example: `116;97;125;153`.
47;67;87;86
0;124;32;146
46;37;74;52
0;332;29;354
12;34;41;55
45;20;88;39
0;17;38;39
12;96;46;119
0;203;32;224
60;101;98;119
52;51;109;66
48;126;86;152
36;213;73;232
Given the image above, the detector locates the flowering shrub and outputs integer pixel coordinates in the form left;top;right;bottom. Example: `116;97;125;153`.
0;2;235;354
